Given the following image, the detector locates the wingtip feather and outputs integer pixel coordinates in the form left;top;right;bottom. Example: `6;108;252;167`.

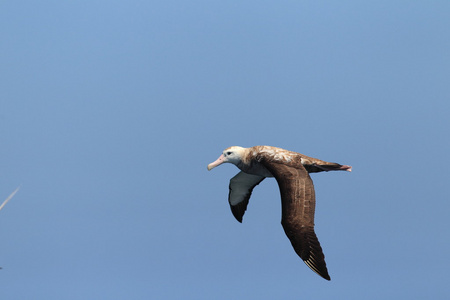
304;259;331;280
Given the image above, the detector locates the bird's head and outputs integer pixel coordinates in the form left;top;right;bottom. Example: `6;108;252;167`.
207;146;246;171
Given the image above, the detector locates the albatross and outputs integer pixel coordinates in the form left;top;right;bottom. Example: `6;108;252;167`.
207;146;351;280
0;187;20;212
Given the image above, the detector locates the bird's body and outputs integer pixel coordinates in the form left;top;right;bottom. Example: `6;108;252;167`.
207;146;351;281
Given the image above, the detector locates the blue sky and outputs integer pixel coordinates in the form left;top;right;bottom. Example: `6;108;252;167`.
1;1;449;299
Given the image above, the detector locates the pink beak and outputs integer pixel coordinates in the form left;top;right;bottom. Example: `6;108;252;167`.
207;154;226;171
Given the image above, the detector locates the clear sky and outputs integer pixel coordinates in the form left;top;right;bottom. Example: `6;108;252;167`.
1;1;449;299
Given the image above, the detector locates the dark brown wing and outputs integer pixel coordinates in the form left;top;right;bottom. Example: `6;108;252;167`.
228;171;265;223
260;159;331;281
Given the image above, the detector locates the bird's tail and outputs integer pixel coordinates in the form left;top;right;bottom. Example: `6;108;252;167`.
306;162;352;173
301;155;352;173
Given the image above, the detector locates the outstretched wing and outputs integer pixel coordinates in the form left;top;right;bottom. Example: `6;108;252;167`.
260;159;331;281
228;171;265;223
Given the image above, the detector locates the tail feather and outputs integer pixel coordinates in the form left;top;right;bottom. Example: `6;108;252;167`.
304;162;352;173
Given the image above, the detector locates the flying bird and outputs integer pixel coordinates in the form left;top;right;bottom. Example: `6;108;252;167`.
207;146;351;280
0;187;20;212
0;186;20;270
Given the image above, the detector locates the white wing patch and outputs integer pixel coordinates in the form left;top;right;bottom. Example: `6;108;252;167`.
258;146;296;163
229;172;265;205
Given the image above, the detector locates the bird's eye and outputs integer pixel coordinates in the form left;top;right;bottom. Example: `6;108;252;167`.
226;152;232;155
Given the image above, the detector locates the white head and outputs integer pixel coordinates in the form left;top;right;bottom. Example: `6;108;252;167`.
207;146;246;171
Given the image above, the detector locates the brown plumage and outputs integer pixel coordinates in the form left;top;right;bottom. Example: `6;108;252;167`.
208;146;351;281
